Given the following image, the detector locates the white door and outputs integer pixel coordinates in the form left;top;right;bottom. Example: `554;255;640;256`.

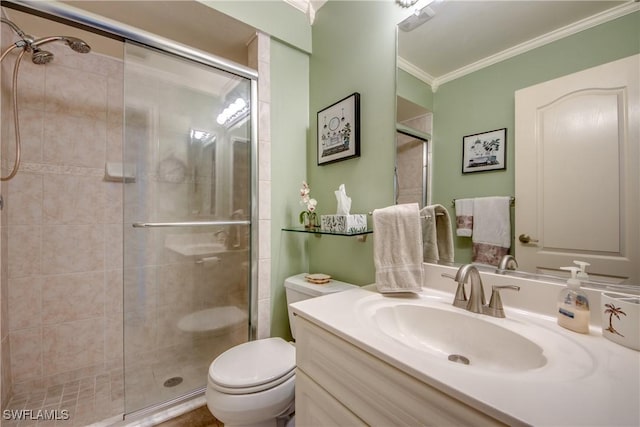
515;54;639;284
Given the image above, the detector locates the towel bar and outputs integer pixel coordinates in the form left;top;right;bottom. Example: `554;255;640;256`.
367;211;444;218
451;196;515;207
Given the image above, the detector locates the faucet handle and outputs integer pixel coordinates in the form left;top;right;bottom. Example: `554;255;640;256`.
441;273;467;309
486;285;520;318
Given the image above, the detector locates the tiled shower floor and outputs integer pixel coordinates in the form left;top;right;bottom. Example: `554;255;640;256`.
2;372;124;426
2;360;212;426
3;332;241;425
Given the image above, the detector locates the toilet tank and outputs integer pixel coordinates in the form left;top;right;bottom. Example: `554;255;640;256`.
284;273;357;339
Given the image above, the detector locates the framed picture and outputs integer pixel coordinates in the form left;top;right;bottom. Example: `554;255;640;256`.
462;128;507;173
317;92;360;165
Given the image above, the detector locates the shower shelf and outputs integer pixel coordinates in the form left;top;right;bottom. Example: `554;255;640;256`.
282;227;373;242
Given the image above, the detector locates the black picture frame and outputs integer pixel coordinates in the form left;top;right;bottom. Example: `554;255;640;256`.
462;128;507;173
317;92;360;165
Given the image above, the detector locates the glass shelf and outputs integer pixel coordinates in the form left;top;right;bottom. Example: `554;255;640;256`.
282;227;373;240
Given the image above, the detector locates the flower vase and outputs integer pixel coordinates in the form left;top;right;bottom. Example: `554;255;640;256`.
303;212;318;229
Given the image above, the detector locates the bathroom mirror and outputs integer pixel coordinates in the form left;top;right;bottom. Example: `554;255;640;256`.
396;0;640;284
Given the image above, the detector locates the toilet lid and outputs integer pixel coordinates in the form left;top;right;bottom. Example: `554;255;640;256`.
209;337;295;392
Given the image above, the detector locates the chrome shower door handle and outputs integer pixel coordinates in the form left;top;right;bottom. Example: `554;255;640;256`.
132;220;250;228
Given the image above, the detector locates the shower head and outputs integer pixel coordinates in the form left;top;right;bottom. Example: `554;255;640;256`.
31;35;91;54
31;48;54;65
64;36;91;54
2;18;91;56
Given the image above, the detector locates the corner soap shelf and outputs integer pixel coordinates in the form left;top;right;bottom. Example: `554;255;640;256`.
281;227;373;242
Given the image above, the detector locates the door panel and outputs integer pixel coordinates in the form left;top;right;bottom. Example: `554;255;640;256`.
123;42;252;413
515;54;639;284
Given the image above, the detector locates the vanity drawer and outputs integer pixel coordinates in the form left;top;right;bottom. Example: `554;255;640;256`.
296;369;367;427
295;316;506;427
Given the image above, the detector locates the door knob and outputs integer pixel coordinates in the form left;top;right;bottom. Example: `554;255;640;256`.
519;234;539;244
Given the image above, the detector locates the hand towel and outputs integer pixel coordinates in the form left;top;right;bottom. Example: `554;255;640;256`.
472;196;511;266
420;206;438;263
420;204;454;264
454;198;474;237
434;204;454;263
373;203;423;293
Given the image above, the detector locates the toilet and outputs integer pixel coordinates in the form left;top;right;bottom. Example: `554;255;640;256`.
206;273;357;427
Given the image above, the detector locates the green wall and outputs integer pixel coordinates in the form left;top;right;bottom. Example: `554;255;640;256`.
307;1;405;286
270;39;310;339
432;11;640;263
397;68;433;112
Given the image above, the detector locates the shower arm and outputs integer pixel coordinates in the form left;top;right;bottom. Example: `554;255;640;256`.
31;35;66;48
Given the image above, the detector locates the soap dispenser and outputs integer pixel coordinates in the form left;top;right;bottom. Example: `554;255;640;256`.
573;260;590;282
557;266;590;334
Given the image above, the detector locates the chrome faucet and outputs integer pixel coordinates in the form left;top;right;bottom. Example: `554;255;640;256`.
442;264;520;318
455;264;486;313
497;254;518;272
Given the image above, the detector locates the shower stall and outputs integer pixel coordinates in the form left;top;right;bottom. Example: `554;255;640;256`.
1;1;257;423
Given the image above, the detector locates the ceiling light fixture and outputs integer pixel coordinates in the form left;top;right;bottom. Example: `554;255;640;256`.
216;97;249;127
396;0;419;7
399;1;439;32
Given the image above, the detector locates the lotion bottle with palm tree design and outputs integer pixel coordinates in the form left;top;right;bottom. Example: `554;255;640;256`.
557;266;590;334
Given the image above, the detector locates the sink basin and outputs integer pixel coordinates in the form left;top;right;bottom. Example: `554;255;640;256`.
372;304;546;372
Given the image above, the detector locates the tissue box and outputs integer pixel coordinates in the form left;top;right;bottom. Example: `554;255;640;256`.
601;292;640;351
320;214;367;233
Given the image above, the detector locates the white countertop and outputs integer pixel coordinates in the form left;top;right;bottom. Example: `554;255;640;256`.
291;269;640;426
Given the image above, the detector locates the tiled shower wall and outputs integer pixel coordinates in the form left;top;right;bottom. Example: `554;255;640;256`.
249;33;272;340
1;40;125;395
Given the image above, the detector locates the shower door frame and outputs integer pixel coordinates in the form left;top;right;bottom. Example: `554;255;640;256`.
2;0;260;418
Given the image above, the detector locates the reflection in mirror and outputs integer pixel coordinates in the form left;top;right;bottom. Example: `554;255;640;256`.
396;1;640;285
189;129;217;216
396;95;431;207
395;129;428;207
232;138;250;216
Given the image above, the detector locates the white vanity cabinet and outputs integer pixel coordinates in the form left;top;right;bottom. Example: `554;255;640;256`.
294;316;505;427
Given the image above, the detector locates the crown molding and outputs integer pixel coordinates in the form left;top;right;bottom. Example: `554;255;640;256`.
400;2;639;90
397;56;436;89
282;0;308;14
282;0;327;24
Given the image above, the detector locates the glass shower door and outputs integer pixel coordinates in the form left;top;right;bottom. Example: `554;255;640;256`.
122;42;252;414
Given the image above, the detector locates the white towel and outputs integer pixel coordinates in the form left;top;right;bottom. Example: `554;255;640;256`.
373;203;423;293
454;198;474;237
472;196;511;266
420;204;454;264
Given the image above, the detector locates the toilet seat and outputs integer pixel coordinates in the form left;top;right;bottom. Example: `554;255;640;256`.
178;306;247;334
209;337;295;395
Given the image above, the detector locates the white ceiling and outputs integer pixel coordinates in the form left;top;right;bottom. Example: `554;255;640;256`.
65;1;257;65
398;0;636;88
